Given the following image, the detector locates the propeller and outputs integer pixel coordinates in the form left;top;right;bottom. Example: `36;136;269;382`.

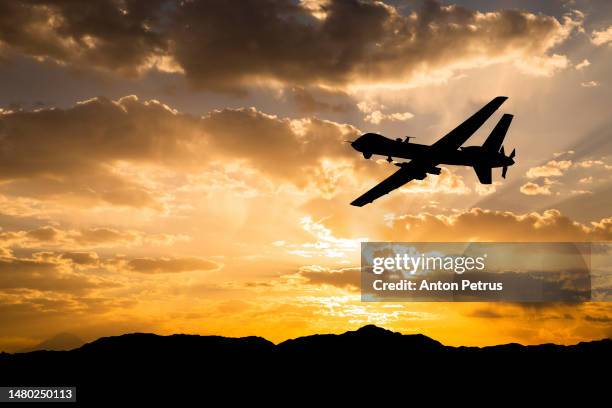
501;146;516;179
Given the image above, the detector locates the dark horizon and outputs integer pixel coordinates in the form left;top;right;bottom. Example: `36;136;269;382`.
5;324;611;355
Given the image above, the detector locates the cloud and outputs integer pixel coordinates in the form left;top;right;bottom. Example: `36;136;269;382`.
73;228;179;247
513;53;569;77
553;150;574;158
0;255;118;293
364;111;414;125
289;87;349;113
522;157;611;195
464;303;603;325
467;308;506;319
383;208;612;241
0;0;170;76
0;226;182;251
575;160;605;168
126;257;219;274
526;160;572;178
357;101;414;124
0;96;361;208
0;96;201;208
581;81;600;88
0;0;582;91
584;314;612;323
475;182;499;196
575;59;590;70
200;108;358;187
279;216;365;258
520;178;556;196
297;265;360;290
591;25;612;46
0;249;216;300
399;167;471;195
58;252;100;266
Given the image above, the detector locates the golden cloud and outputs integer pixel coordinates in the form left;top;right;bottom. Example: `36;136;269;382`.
526;160;572;178
591;25;612;46
278;216;365;259
0;96;361;208
0;226;183;251
575;59;590;70
357;101;414;124
520;179;556;196
521;157;611;196
382;208;611;241
399;167;471;195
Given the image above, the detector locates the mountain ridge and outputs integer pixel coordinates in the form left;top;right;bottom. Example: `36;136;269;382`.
1;324;608;402
17;332;84;353
4;324;609;355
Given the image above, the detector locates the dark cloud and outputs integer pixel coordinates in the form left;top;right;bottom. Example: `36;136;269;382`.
0;225;179;249
290;87;350;114
465;304;612;329
0;0;167;75
58;252;99;266
584;314;612;323
0;95;199;179
298;266;360;289
0;256;117;293
0;0;580;91
126;257;218;274
468;308;508;319
25;226;59;241
73;228;146;246
0;95;200;207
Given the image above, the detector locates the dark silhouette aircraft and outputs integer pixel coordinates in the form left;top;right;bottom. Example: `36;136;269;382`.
349;96;515;206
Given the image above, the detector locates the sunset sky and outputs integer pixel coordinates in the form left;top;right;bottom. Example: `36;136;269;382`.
0;0;610;352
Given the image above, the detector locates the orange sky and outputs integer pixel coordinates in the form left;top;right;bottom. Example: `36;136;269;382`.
0;0;610;351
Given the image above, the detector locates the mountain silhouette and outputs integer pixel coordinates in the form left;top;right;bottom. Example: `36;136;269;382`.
278;324;444;355
1;325;608;402
17;332;84;353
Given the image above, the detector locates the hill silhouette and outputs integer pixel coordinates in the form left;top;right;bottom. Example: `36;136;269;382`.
1;325;608;402
18;332;84;353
